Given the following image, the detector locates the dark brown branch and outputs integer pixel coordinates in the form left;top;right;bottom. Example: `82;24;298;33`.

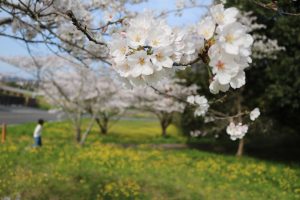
66;10;107;46
0;17;12;26
149;85;188;104
1;1;108;63
0;32;51;44
252;0;300;16
207;110;249;121
88;17;127;31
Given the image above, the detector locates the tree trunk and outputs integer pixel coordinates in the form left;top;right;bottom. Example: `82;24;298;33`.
75;126;81;143
80;116;96;146
160;117;170;137
73;113;82;143
95;117;108;135
100;125;107;135
236;138;244;156
235;93;244;156
158;113;173;137
161;124;167;137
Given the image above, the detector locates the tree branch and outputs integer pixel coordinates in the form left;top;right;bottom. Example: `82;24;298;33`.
0;17;12;26
66;10;108;46
252;0;300;16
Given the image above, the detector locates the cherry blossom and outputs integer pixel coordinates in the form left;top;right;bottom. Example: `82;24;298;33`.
197;16;216;40
190;130;207;137
190;130;200;137
250;108;260;121
187;95;209;117
204;5;253;94
108;3;254;91
127;50;154;77
109;12;181;85
226;122;248;141
210;4;239;26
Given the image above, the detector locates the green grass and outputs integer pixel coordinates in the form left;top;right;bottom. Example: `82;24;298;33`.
123;109;158;119
102;120;186;144
0;120;299;200
36;96;52;110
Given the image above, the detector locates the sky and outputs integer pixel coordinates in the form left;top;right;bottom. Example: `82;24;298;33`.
0;0;211;79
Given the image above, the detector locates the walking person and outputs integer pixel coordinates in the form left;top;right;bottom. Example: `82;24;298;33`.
33;119;44;147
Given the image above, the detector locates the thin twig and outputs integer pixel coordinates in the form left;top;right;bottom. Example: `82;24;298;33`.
252;0;300;16
65;10;107;46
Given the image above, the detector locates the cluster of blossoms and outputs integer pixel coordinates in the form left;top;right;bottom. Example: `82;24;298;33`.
197;4;254;94
190;130;207;138
109;11;204;86
187;95;209;117
226;122;248;140
250;107;260;121
191;107;260;140
109;4;253;90
226;107;260;140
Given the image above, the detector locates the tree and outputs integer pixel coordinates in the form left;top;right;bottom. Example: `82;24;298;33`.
41;68;95;143
0;55;97;143
225;1;300;156
0;0;210;66
178;4;286;156
224;0;300;132
83;72;132;135
132;79;199;137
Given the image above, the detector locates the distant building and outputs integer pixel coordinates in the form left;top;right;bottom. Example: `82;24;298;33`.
0;84;39;107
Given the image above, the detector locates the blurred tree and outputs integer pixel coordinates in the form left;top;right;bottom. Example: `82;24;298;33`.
178;0;300;159
226;0;300;133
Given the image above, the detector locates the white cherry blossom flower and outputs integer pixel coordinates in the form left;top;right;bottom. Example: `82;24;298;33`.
174;28;204;64
226;122;248;140
197;16;216;40
217;22;253;55
109;34;128;62
207;22;253;93
250;108;260;121
187;95;195;104
209;55;239;85
127;28;147;48
209;79;230;94
127;51;153;77
230;70;246;89
147;23;173;48
190;130;202;137
187;95;209;117
151;47;174;70
132;12;155;29
112;59;131;77
210;4;239;26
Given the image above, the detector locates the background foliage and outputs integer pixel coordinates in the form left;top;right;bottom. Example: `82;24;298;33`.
177;0;300;162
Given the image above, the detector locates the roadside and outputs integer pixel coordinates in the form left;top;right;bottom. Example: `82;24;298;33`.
0;105;59;125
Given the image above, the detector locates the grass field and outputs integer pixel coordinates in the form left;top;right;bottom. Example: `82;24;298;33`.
0;120;299;200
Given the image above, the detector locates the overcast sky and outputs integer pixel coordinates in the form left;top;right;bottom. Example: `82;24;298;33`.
0;0;211;78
